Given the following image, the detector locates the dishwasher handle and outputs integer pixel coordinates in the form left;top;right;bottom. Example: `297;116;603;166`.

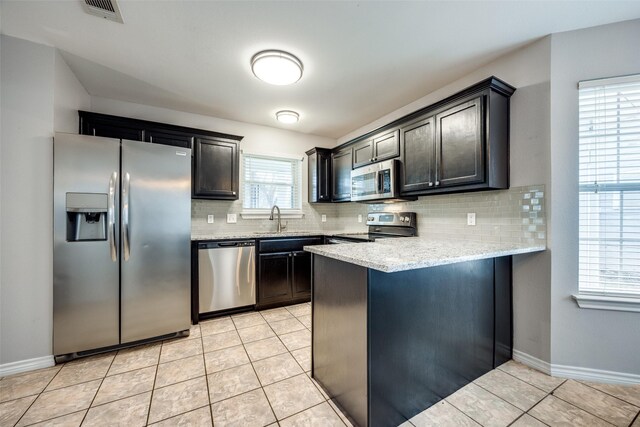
198;240;256;249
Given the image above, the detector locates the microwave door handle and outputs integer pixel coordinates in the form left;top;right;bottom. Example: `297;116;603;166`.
377;171;383;193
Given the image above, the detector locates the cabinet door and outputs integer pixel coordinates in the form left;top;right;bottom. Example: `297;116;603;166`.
435;96;484;188
372;129;400;162
82;117;144;141
258;253;292;304
400;116;435;194
318;151;332;201
193;136;239;199
352;139;374;169
145;129;194;149
332;148;352;202
292;251;312;297
308;151;319;203
308;150;333;203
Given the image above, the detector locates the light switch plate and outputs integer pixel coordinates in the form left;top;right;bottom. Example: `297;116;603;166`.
321;214;327;223
358;214;363;223
207;214;214;224
227;213;237;224
467;213;476;226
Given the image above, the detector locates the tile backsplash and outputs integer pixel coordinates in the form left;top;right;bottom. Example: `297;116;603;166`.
192;185;546;245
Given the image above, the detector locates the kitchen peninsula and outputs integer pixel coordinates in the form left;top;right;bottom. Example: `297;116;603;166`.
305;239;545;427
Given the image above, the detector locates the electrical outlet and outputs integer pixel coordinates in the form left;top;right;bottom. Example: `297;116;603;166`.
467;213;476;226
358;214;363;223
207;214;214;224
321;214;327;223
227;213;237;224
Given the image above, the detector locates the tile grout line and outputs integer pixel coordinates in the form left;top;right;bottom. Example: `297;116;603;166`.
12;365;66;427
578;381;640;409
496;364;566;395
472;377;548;413
239;315;280;425
198;326;216;427
143;346;161;426
550;391;627;426
81;353;118;425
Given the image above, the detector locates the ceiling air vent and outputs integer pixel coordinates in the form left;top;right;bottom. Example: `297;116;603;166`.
81;0;124;23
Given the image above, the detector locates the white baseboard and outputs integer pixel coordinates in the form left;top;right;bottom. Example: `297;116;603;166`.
513;349;552;375
0;355;55;377
513;349;639;385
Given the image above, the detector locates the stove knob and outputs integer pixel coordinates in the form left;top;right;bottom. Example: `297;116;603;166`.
399;217;405;222
404;216;410;223
367;216;374;221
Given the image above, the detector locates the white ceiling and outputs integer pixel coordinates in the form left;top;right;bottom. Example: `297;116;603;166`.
2;1;640;138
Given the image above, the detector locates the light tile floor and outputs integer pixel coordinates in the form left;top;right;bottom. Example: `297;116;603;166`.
0;303;638;426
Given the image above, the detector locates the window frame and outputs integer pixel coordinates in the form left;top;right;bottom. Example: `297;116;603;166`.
574;73;640;312
240;151;304;219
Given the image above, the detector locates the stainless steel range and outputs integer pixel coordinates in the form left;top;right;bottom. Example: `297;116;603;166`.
327;212;417;244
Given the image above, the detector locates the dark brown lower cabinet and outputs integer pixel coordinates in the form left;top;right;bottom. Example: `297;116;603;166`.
258;253;293;304
312;255;512;427
257;237;322;309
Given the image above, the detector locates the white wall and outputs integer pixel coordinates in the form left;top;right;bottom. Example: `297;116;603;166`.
54;50;91;133
338;37;554;363
1;35;56;365
549;19;640;375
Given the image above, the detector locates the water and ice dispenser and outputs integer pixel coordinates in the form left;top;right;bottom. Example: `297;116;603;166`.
66;193;108;241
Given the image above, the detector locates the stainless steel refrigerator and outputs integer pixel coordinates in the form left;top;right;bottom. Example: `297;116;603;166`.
53;133;191;358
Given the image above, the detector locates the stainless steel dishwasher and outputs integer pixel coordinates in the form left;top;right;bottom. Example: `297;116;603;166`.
198;240;256;314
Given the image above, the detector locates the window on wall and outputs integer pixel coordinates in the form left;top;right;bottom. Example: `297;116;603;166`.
578;74;640;304
242;152;302;215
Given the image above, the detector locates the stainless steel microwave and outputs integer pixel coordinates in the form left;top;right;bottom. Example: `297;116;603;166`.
351;159;406;202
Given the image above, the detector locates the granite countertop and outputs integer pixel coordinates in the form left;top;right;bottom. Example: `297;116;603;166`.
304;237;546;273
191;230;338;241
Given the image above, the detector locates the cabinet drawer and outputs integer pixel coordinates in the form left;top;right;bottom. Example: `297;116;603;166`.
259;237;323;253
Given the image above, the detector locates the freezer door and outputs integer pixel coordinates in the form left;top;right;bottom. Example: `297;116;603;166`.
120;140;191;343
53;133;120;355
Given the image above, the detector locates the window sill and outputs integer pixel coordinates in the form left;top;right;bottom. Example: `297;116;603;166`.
240;210;304;220
572;294;640;313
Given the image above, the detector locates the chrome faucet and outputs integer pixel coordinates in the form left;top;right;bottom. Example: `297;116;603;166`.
269;205;286;233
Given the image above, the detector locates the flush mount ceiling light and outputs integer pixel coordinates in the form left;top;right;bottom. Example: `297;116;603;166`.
251;50;303;85
276;110;300;124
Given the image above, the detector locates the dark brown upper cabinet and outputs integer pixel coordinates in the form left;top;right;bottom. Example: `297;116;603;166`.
144;128;194;149
80;112;145;141
193;136;239;200
331;147;353;202
398;77;514;196
306;147;332;203
435;96;484;188
352;129;400;169
79;111;243;200
400;116;436;193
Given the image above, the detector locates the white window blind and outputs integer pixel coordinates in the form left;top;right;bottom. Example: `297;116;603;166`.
242;153;302;211
578;74;640;297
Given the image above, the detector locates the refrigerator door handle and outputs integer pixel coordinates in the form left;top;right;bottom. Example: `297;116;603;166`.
123;172;131;261
108;171;118;262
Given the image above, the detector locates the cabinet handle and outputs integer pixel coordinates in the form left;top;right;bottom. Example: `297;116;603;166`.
232;191;236;195
428;182;434;187
435;180;440;186
373;157;377;161
149;136;153;143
